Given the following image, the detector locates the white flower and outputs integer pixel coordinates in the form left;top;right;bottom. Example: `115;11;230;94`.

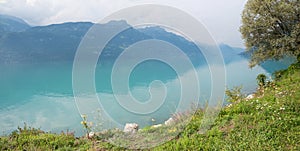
88;131;95;138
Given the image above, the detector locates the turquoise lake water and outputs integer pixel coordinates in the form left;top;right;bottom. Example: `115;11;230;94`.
0;55;269;136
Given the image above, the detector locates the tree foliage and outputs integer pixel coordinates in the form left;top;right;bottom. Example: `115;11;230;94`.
240;0;300;67
256;73;267;87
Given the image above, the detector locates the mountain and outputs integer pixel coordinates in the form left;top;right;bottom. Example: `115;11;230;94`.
138;26;206;66
198;43;245;64
0;22;93;63
219;44;244;59
0;14;30;34
138;27;247;65
0;20;154;63
1;14;289;71
0;20;205;65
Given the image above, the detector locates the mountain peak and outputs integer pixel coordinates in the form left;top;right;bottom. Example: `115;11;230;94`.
0;14;30;33
105;20;129;26
0;14;29;26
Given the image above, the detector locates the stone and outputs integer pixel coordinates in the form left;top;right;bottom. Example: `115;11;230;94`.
123;123;139;133
164;117;175;126
152;124;162;128
245;94;255;100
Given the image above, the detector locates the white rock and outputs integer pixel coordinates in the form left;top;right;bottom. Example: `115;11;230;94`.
123;123;139;133
152;124;162;128
164;117;175;126
246;94;255;100
88;131;95;138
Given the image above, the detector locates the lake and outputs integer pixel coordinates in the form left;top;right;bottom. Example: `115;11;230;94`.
0;54;269;136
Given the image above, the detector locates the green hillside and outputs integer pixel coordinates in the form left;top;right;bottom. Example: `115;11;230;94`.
155;62;300;150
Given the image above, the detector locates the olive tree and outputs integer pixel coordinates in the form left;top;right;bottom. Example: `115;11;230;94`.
240;0;300;67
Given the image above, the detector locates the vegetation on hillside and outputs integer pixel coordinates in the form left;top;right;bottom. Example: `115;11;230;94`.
155;61;300;150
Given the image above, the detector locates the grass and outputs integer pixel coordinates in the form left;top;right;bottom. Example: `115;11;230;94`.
1;63;299;150
0;124;91;150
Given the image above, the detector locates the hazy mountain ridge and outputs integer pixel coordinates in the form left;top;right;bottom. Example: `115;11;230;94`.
0;14;30;35
0;14;291;72
0;17;153;63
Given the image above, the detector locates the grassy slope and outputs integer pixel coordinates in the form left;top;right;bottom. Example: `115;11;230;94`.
0;64;299;150
155;64;300;150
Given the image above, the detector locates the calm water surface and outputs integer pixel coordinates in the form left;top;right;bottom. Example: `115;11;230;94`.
0;56;269;136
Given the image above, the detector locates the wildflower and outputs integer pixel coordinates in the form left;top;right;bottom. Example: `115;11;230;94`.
280;107;285;110
88;131;95;138
81;121;87;125
168;127;177;133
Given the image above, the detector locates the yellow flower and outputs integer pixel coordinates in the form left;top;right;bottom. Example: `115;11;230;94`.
168;127;177;133
81;121;87;125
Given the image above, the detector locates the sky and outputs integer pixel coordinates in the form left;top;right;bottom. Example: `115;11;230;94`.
0;0;247;48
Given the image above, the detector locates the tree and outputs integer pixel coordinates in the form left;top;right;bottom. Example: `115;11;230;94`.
240;0;300;67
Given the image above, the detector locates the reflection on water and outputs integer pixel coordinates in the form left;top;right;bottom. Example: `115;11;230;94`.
0;56;269;136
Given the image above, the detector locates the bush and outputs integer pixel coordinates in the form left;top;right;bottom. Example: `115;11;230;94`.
225;86;244;103
256;74;267;87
